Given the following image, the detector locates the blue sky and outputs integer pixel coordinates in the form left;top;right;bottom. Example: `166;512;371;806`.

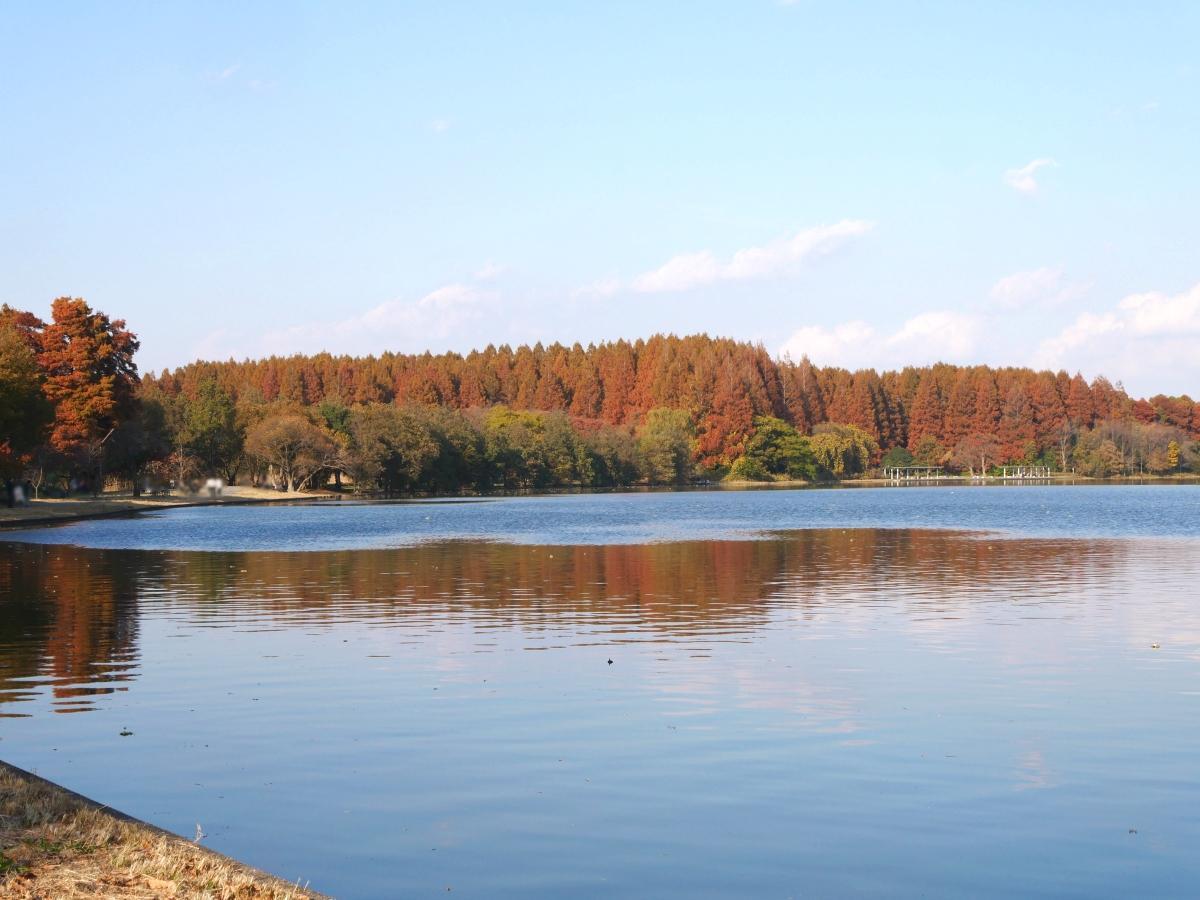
2;2;1198;395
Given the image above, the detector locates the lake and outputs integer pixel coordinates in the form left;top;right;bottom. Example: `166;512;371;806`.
2;484;1199;897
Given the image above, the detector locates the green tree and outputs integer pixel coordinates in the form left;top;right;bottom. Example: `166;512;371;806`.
106;396;171;493
726;455;770;481
809;423;878;477
542;412;587;486
636;408;695;484
183;379;244;483
581;426;640;487
0;322;51;475
742;416;817;479
880;446;914;469
483;406;550;488
419;406;488;492
317;399;352;436
348;405;440;495
911;434;945;467
1076;438;1125;477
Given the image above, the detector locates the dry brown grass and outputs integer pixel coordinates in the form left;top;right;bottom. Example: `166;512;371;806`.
0;763;326;899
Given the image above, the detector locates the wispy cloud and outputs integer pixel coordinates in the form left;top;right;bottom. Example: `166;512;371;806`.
627;220;874;294
1004;158;1057;195
431;118;452;134
779;311;980;370
572;277;623;300
1033;312;1123;367
474;261;507;281
260;283;492;356
989;266;1089;309
203;63;244;85
358;283;484;329
204;63;275;92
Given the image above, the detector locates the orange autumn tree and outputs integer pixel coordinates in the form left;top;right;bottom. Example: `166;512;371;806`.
147;333;1200;472
37;297;141;464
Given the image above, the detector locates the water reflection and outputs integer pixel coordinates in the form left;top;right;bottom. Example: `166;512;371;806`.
3;528;1199;897
0;529;1158;715
0;547;142;714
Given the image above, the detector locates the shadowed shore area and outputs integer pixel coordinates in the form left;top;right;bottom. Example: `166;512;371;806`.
0;487;334;530
0;761;326;899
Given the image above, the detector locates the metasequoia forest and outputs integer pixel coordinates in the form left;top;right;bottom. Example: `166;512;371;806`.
2;298;1198;495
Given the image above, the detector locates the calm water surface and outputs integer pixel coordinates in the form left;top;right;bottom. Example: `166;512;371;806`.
1;485;1199;897
6;483;1200;550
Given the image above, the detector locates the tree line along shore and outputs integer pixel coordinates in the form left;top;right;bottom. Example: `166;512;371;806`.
2;297;1198;499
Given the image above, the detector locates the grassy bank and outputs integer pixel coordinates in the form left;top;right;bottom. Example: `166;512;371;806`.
0;761;325;899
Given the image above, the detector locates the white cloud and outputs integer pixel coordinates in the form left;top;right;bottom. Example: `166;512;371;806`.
779;321;875;366
989;266;1088;309
261;283;491;356
1033;312;1122;366
632;251;722;293
359;283;483;328
889;311;978;358
204;63;258;87
629;219;874;294
1032;281;1200;392
431;118;452;134
190;327;240;362
779;311;980;370
474;261;507;281
1004;158;1057;195
571;277;623;300
1118;284;1200;336
206;64;277;92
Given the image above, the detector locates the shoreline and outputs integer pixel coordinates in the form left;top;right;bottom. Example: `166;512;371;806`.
0;759;327;899
2;474;1194;532
0;488;338;531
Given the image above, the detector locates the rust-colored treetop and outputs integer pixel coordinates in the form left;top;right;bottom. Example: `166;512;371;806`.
33;297;140;454
153;334;1197;465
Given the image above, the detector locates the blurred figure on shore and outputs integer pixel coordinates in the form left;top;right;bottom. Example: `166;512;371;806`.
4;479;12;508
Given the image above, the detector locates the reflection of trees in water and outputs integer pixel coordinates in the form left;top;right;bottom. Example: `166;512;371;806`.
0;530;1137;714
159;530;1128;628
0;544;142;713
